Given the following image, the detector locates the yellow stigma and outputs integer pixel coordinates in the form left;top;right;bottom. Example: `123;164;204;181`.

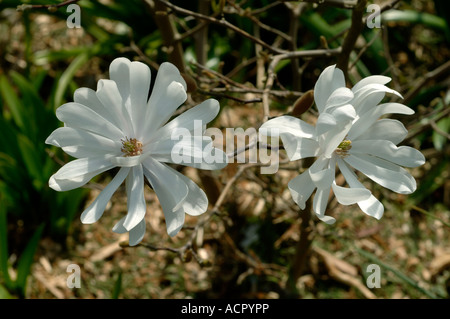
335;139;352;157
121;137;143;157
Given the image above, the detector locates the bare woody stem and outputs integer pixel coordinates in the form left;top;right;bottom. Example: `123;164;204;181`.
336;0;367;82
145;0;186;71
285;158;315;297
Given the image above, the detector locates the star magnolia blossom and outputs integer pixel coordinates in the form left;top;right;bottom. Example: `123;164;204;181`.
261;65;425;224
46;57;227;245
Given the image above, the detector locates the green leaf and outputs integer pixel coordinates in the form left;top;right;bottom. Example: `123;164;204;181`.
14;223;45;298
53;52;90;109
0;203;12;288
112;272;123;299
0;284;13;299
382;10;447;31
17;134;44;190
0;75;25;130
357;247;439;299
432;117;450;151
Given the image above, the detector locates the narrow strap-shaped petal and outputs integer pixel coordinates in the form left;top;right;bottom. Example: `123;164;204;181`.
260;115;316;139
109;58;152;136
46;127;119;152
350;140;425;167
348;103;413;141
142;158;190;237
352;75;392;92
56;102;124;141
313;65;346;113
148;135;228;170
352;119;408;145
112;216;146;246
74;87;119;127
96;79;134;137
280;133;320;161
331;182;371;205
154;164;208;216
142;62;187;136
288;169;316;210
128;219;146;246
308;156;335;190
337;157;384;219
80;167;130;224
49;155;115;191
147;99;220;143
344;154;416;194
313;186;335;224
323;87;354;112
123;165;147;231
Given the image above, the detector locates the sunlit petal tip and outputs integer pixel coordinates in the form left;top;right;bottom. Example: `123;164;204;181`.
317;214;336;225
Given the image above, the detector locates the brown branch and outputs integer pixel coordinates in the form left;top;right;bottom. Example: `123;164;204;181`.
154;0;288;54
145;0;186;71
263;47;342;121
403;60;450;104
17;0;80;11
336;0;367;82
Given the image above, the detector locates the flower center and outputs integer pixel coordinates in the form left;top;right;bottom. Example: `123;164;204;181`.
335;139;352;157
121;137;143;157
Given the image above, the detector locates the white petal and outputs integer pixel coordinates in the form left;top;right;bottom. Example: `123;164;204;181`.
351;84;402;116
314;65;346;113
109;152;151;167
157;165;208;216
142;81;187;137
142;158;189;213
308;156;335;189
109;58;152;135
350;140;425;167
288;170;316;210
337;158;384;219
74;87;119;126
148;99;220;143
148;136;228;170
320;116;353;158
128;219;146;246
96;79;134;137
323;87;354;112
280;133;320;161
112;216;128;234
122;165;147;231
61;146;111;159
331;182;371;205
344;154;416;194
313;186;331;217
352;75;392;92
46;127;119;153
142;62;187;136
316;113;337;136
56;102;124;141
49;156;115;191
352;119;408;145
80;167;130;224
260;115;316;139
317;214;336;224
348;103;413;141
112;217;147;247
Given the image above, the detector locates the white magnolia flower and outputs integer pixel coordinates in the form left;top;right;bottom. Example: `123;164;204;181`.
261;65;425;224
46;57;227;245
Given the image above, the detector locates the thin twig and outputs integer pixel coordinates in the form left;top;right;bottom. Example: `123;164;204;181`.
154;0;288;54
17;0;80;11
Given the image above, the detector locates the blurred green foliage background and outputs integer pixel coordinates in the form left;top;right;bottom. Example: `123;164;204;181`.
0;0;449;299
